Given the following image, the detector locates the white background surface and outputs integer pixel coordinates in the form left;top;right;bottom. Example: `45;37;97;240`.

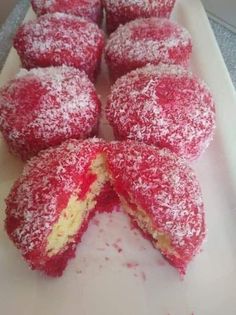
0;0;18;26
1;0;236;314
202;0;236;32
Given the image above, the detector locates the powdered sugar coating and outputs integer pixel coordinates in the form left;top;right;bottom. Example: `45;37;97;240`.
13;13;105;81
103;0;176;33
31;0;103;24
5;138;106;275
106;64;216;161
105;18;192;80
0;66;101;160
105;141;206;273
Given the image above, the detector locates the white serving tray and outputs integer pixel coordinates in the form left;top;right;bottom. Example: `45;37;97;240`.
1;1;236;314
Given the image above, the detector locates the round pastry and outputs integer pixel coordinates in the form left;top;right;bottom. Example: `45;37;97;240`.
103;0;176;33
13;13;105;81
31;0;103;24
105;140;206;274
106;64;216;161
105;18;192;80
5;138;117;277
0;66;101;160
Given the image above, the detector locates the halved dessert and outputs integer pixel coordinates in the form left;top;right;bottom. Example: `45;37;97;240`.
105;141;206;274
5;138;115;276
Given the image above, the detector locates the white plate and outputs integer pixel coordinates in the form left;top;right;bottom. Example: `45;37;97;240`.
1;1;236;314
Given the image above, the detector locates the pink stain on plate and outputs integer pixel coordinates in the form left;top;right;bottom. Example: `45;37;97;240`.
129;220;136;231
157;259;166;266
96;247;105;251
125;261;139;268
140;271;146;282
92;218;100;226
139;245;146;251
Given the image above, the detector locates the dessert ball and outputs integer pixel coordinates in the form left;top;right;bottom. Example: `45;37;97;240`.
103;0;176;33
0;66;101;160
106;140;206;274
106;64;216;161
105;18;192;80
31;0;103;24
13;13;105;81
5;138;115;276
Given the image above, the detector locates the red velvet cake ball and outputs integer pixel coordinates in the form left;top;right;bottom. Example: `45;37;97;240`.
5;138;116;277
103;0;176;33
105;18;192;80
13;13;105;81
106;64;216;161
31;0;103;24
0;66;101;160
105;141;206;274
